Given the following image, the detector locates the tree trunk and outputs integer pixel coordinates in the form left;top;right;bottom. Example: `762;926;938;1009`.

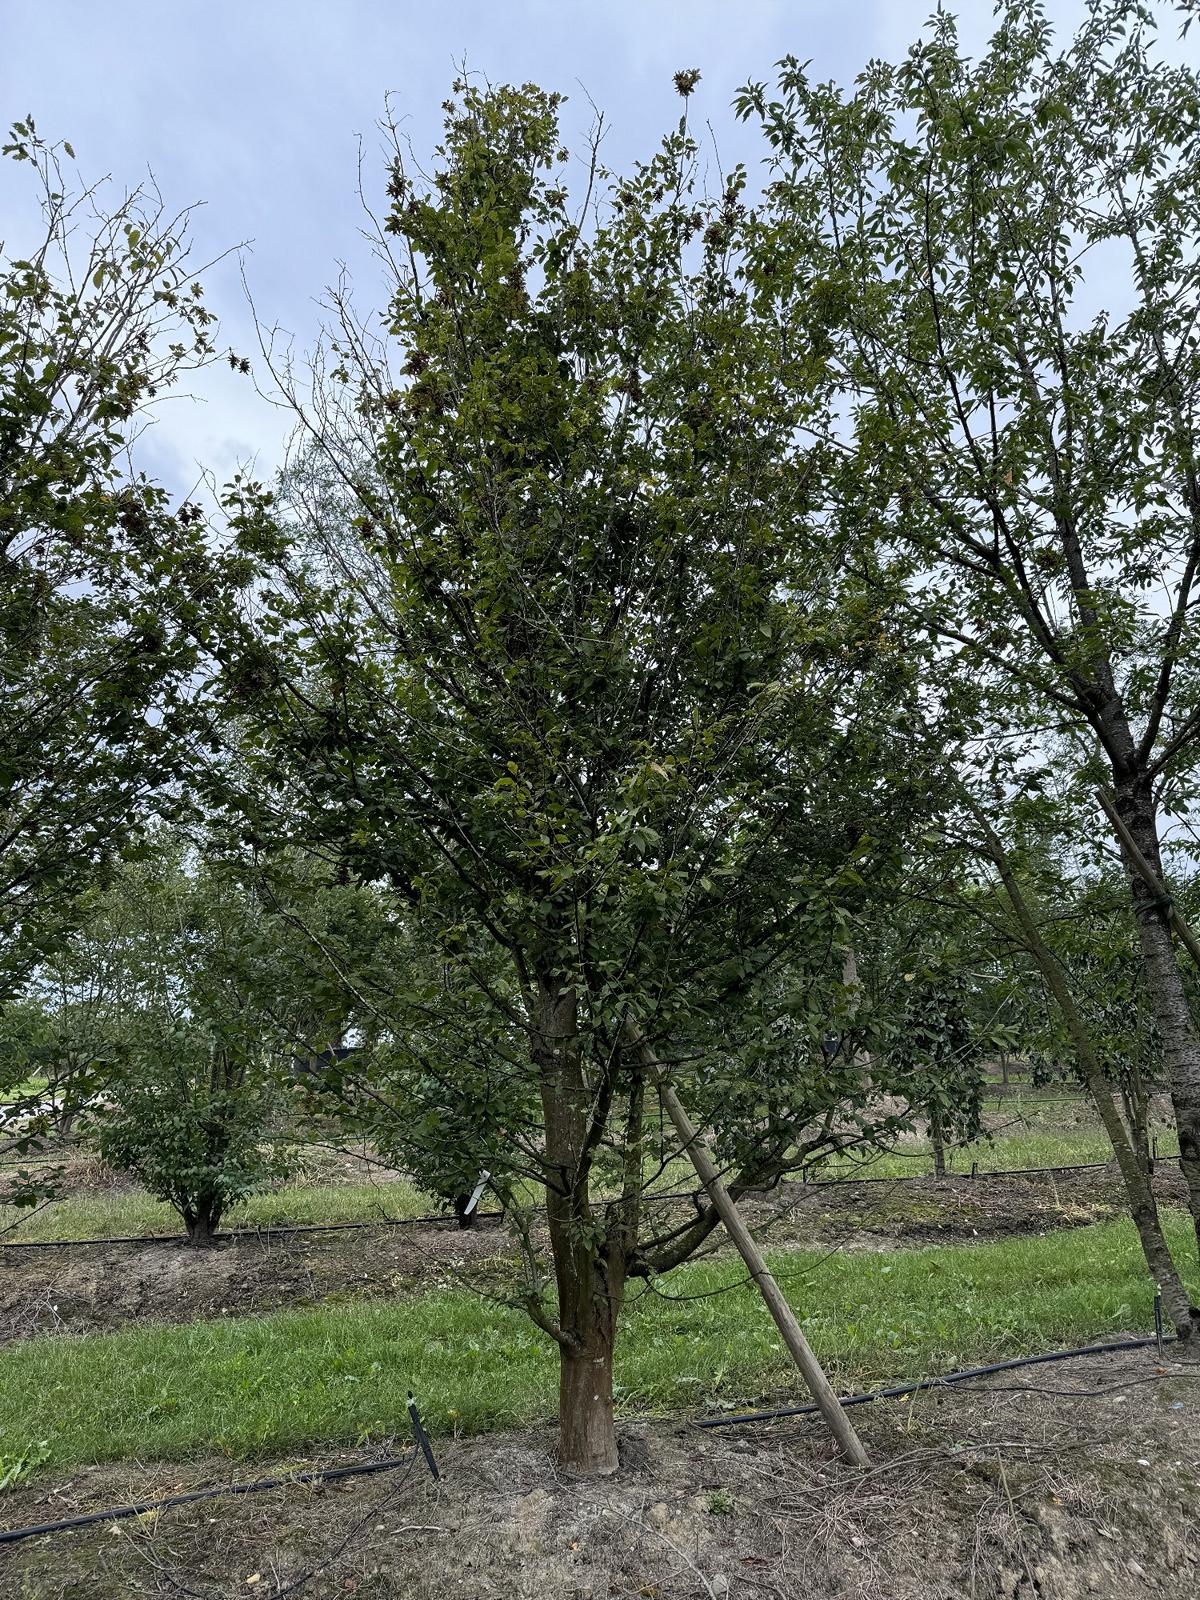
1122;1065;1153;1180
184;1212;219;1246
533;976;623;1476
969;800;1198;1337
557;1303;620;1477
1115;782;1200;1254
930;1106;947;1180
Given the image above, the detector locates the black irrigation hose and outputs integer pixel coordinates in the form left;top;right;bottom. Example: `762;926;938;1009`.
2;1337;1174;1542
0;1210;506;1251
2;1156;1183;1250
0;1451;419;1548
0;1189;701;1250
696;1334;1177;1430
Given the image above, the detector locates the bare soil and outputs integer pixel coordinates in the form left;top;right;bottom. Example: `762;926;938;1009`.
1;1164;1180;1344
3;1344;1199;1599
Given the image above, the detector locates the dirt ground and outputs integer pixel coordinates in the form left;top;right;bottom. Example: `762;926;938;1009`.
0;1164;1171;1344
3;1343;1198;1599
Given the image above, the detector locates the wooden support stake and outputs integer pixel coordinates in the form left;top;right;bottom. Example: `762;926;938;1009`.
1096;789;1200;977
626;1022;871;1468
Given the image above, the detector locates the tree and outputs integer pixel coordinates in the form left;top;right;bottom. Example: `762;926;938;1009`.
213;81;937;1472
739;0;1200;1248
884;949;982;1180
42;846;303;1244
0;119;228;999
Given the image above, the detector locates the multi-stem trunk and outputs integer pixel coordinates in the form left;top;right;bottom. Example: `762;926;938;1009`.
533;976;624;1476
182;1196;222;1246
1115;779;1200;1254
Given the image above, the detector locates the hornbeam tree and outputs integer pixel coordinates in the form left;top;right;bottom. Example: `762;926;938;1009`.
739;0;1200;1248
213;81;939;1473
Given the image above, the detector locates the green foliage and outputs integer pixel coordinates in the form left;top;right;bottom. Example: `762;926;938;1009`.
211;79;943;1355
40;844;316;1241
100;1042;288;1245
0;123;228;998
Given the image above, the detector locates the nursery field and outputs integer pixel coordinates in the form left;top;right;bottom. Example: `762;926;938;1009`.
2;1085;1199;1599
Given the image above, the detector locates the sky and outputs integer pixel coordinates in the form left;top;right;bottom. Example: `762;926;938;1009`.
0;0;1189;500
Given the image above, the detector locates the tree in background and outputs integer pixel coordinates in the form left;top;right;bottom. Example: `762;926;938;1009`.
0;119;229;1000
740;0;1200;1250
33;844;308;1244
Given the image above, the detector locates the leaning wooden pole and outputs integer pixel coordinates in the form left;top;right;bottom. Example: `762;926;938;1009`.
1096;789;1200;977
625;1022;871;1467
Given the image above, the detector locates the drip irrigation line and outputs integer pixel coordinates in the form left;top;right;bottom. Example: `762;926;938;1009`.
0;1156;1182;1251
0;1449;431;1548
0;1210;504;1250
695;1334;1177;1430
0;1188;703;1250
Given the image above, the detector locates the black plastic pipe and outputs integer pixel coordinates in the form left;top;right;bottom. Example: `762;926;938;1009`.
0;1209;505;1250
1;1156;1180;1251
696;1333;1175;1429
0;1452;417;1547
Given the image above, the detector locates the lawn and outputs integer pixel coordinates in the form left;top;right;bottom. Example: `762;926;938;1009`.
1;1215;1192;1477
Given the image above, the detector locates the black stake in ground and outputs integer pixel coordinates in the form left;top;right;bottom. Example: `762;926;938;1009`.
407;1392;440;1481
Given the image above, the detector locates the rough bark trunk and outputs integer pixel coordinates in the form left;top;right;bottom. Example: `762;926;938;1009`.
557;1306;620;1477
1115;782;1200;1254
534;976;622;1476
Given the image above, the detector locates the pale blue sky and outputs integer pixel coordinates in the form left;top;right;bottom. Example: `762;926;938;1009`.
0;0;1181;497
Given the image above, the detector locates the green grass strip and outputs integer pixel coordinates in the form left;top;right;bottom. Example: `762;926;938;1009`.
0;1180;433;1244
2;1123;1165;1244
0;1215;1193;1476
810;1124;1176;1181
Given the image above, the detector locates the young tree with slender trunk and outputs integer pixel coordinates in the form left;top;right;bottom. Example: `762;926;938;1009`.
960;798;1199;1335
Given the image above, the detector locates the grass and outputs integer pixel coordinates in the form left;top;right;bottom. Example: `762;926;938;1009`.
0;1076;48;1106
0;1116;1174;1242
811;1124;1177;1183
0;1178;434;1244
1;1214;1194;1476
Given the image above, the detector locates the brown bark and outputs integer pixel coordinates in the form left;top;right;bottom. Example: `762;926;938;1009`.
930;1106;947;1180
184;1206;220;1246
534;976;623;1475
557;1305;620;1477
